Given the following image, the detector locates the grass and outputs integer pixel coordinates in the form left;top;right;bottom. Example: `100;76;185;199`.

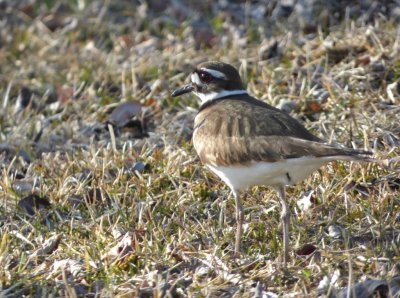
0;1;399;297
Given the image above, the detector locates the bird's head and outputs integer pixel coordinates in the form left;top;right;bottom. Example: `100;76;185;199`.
171;61;247;104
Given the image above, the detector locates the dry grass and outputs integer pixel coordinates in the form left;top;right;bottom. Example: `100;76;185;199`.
0;1;399;297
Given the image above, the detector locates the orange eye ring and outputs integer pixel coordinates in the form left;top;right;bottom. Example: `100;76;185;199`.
198;71;213;83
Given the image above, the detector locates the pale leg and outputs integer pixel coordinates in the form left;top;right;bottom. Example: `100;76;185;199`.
277;186;290;267
233;190;243;257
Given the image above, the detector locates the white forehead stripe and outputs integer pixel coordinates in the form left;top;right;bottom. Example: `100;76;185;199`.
200;68;227;79
191;73;202;85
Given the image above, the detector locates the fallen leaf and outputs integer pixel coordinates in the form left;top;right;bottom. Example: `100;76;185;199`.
191;19;215;49
258;39;280;61
41;13;67;31
296;243;317;256
356;53;371;66
16;86;35;112
109;101;143;128
18;194;51;216
305;101;323;113
84;188;110;205
52;259;84;278
119;34;134;49
329;278;398;298
31;234;61;257
101;233;136;266
56;85;74;104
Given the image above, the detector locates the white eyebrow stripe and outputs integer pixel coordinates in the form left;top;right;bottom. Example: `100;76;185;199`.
191;73;202;85
200;68;227;79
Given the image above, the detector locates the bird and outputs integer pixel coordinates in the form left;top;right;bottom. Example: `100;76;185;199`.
171;61;373;266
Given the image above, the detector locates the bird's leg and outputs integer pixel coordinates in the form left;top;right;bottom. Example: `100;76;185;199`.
233;190;243;257
277;186;290;267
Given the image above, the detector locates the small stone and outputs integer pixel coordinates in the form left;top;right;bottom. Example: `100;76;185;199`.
13;180;34;196
328;225;347;239
297;189;315;212
127;161;150;174
110;102;143;128
276;99;297;114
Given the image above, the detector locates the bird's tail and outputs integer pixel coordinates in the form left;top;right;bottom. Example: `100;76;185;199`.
335;148;380;163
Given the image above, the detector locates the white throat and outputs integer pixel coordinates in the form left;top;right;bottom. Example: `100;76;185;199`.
194;89;248;104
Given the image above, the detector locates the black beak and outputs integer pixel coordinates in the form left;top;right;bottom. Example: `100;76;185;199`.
171;83;194;97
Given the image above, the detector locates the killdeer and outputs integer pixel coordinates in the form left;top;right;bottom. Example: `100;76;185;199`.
172;61;373;266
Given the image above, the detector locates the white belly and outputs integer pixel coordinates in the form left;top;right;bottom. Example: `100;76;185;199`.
207;157;334;191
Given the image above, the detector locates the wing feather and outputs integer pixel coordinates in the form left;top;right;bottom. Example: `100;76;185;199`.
193;97;371;166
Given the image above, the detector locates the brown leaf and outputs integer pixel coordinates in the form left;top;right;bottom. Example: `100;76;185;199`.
296;243;317;256
84;188;110;205
119;34;134;49
191;20;215;49
16;86;36;112
56;85;74;104
109;102;143;128
18;3;35;17
332;279;392;298
258;39;280;61
305;101;323;113
41;13;66;31
356;53;371;66
18;194;51;216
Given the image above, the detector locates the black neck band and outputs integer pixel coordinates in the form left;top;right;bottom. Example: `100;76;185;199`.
198;93;248;112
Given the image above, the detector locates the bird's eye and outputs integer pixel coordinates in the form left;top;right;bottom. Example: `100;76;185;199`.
199;71;213;83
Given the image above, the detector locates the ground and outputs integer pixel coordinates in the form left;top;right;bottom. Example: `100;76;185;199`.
0;1;400;297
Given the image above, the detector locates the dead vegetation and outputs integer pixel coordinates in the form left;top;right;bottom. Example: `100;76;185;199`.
0;0;400;297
